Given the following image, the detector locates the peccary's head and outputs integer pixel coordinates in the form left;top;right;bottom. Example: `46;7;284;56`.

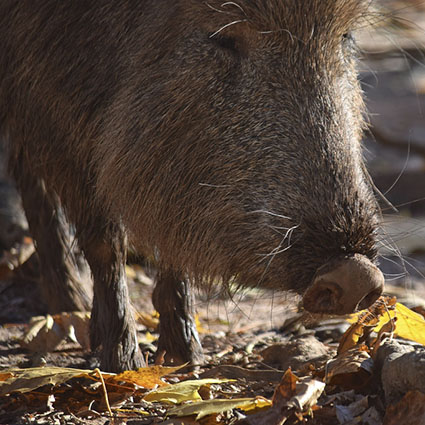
97;0;384;314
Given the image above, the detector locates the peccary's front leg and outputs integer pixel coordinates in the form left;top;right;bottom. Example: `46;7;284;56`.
13;168;92;313
152;271;204;365
81;222;144;372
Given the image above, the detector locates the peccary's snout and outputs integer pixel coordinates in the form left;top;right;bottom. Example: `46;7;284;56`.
302;254;384;315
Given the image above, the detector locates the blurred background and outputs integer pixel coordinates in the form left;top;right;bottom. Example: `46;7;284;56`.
356;0;425;301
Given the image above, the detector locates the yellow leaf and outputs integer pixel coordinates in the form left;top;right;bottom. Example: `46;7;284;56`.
338;320;379;355
125;265;154;285
239;396;272;412
391;303;425;345
349;302;425;346
143;331;157;343
195;314;208;334
168;397;272;420
143;379;231;404
0;366;110;396
112;364;186;389
136;311;159;330
125;264;137;279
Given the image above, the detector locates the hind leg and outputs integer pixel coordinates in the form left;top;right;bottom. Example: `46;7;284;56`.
13;166;92;313
17;166;143;371
152;270;204;365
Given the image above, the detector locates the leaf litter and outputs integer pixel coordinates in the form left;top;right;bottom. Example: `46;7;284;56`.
2;293;425;424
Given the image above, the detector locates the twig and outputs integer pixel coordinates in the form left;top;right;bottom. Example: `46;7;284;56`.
95;368;113;417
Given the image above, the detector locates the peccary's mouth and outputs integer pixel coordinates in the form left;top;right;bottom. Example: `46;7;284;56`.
302;253;384;315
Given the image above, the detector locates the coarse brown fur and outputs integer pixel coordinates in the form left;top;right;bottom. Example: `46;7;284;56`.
0;0;380;370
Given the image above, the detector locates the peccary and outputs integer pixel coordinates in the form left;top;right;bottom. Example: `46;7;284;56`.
0;0;384;372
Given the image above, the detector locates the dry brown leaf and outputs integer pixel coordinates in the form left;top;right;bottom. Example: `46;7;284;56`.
326;347;373;389
273;368;298;402
56;311;91;350
234;370;325;425
238;367;297;424
338;321;375;355
111;364;186;389
370;316;397;358
0;236;34;278
20;312;91;352
0;391;55;414
335;395;370;423
0;372;13;382
20;314;66;352
143;378;230;404
347;296;397;327
287;377;326;411
341;296;397;355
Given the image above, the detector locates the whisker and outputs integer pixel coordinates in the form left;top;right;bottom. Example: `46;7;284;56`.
205;2;230;15
381;196;425;211
258;225;297;259
267;224;292;237
383;271;408;278
209;19;247;38
258;28;296;43
248;209;292;220
198;182;230;188
260;244;293;258
221;2;247;16
384;275;408;282
396;255;425;280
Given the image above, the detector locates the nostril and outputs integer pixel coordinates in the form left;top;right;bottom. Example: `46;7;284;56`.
302;280;342;314
357;286;383;311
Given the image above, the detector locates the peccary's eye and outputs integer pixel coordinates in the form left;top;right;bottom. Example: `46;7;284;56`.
342;32;354;43
210;33;238;52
